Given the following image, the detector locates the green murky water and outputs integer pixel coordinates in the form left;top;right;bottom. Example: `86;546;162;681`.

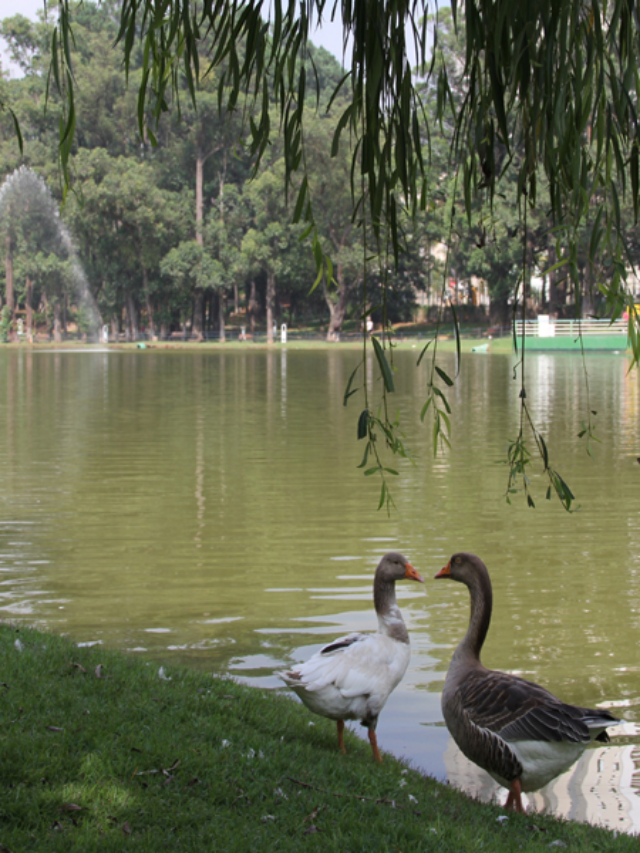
1;347;639;829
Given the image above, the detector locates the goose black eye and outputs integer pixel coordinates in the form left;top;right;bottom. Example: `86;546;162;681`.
454;556;461;564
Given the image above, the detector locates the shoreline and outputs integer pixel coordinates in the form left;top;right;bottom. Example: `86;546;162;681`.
0;336;515;355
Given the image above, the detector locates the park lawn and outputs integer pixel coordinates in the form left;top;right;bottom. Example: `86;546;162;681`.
0;623;635;852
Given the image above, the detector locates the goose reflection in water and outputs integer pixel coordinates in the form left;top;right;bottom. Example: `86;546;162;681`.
444;721;640;833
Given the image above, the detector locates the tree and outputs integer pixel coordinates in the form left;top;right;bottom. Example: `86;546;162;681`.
151;68;251;339
240;158;308;343
66;149;185;339
300;104;365;340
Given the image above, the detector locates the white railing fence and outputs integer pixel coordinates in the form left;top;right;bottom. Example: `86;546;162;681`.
514;317;628;338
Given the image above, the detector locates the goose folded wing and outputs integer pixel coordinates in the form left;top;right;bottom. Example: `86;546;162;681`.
336;638;404;699
297;634;369;692
458;669;591;744
320;633;366;656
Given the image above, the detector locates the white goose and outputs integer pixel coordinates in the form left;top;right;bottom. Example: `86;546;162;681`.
278;551;424;761
435;552;620;812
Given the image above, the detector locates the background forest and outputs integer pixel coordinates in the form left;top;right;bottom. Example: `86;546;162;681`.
0;1;638;343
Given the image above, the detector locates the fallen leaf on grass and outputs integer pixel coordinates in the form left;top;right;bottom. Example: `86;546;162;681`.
164;759;180;773
46;726;64;732
70;663;87;673
51;821;63;832
122;822;131;835
304;825;320;835
60;804;83;812
95;665;105;678
186;777;201;786
14;639;24;652
261;815;276;824
0;683;9;690
158;667;171;681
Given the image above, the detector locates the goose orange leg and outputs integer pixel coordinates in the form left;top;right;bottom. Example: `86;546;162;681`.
504;778;524;813
336;720;346;754
368;729;382;763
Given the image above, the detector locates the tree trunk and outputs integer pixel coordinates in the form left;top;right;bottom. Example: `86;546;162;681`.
193;290;205;340
209;291;217;333
126;292;139;341
191;148;206;342
110;314;119;342
248;280;258;333
266;273;276;344
196;153;204;248
138;236;157;340
26;278;33;343
582;259;594;318
548;241;557;317
5;236;15;341
143;275;156;339
324;264;349;341
218;291;226;343
53;300;63;343
5;235;13;317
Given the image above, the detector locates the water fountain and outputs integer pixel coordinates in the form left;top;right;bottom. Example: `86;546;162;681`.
0;166;101;342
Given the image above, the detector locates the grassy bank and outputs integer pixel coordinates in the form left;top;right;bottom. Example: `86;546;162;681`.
0;624;634;851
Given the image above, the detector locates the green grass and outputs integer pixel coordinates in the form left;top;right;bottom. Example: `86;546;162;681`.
0;623;635;851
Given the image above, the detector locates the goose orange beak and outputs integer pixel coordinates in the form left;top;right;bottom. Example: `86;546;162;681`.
405;563;425;583
434;560;451;579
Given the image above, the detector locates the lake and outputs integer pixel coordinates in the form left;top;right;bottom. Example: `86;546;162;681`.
1;345;639;831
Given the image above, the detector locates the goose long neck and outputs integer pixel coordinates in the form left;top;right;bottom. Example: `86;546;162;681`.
458;571;492;663
374;578;409;644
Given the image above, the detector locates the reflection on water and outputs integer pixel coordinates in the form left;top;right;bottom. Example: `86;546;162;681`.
1;348;640;830
444;722;640;833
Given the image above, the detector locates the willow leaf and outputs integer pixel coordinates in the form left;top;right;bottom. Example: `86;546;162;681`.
371;337;395;393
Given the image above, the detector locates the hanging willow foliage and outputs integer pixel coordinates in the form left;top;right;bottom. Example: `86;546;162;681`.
45;0;640;509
